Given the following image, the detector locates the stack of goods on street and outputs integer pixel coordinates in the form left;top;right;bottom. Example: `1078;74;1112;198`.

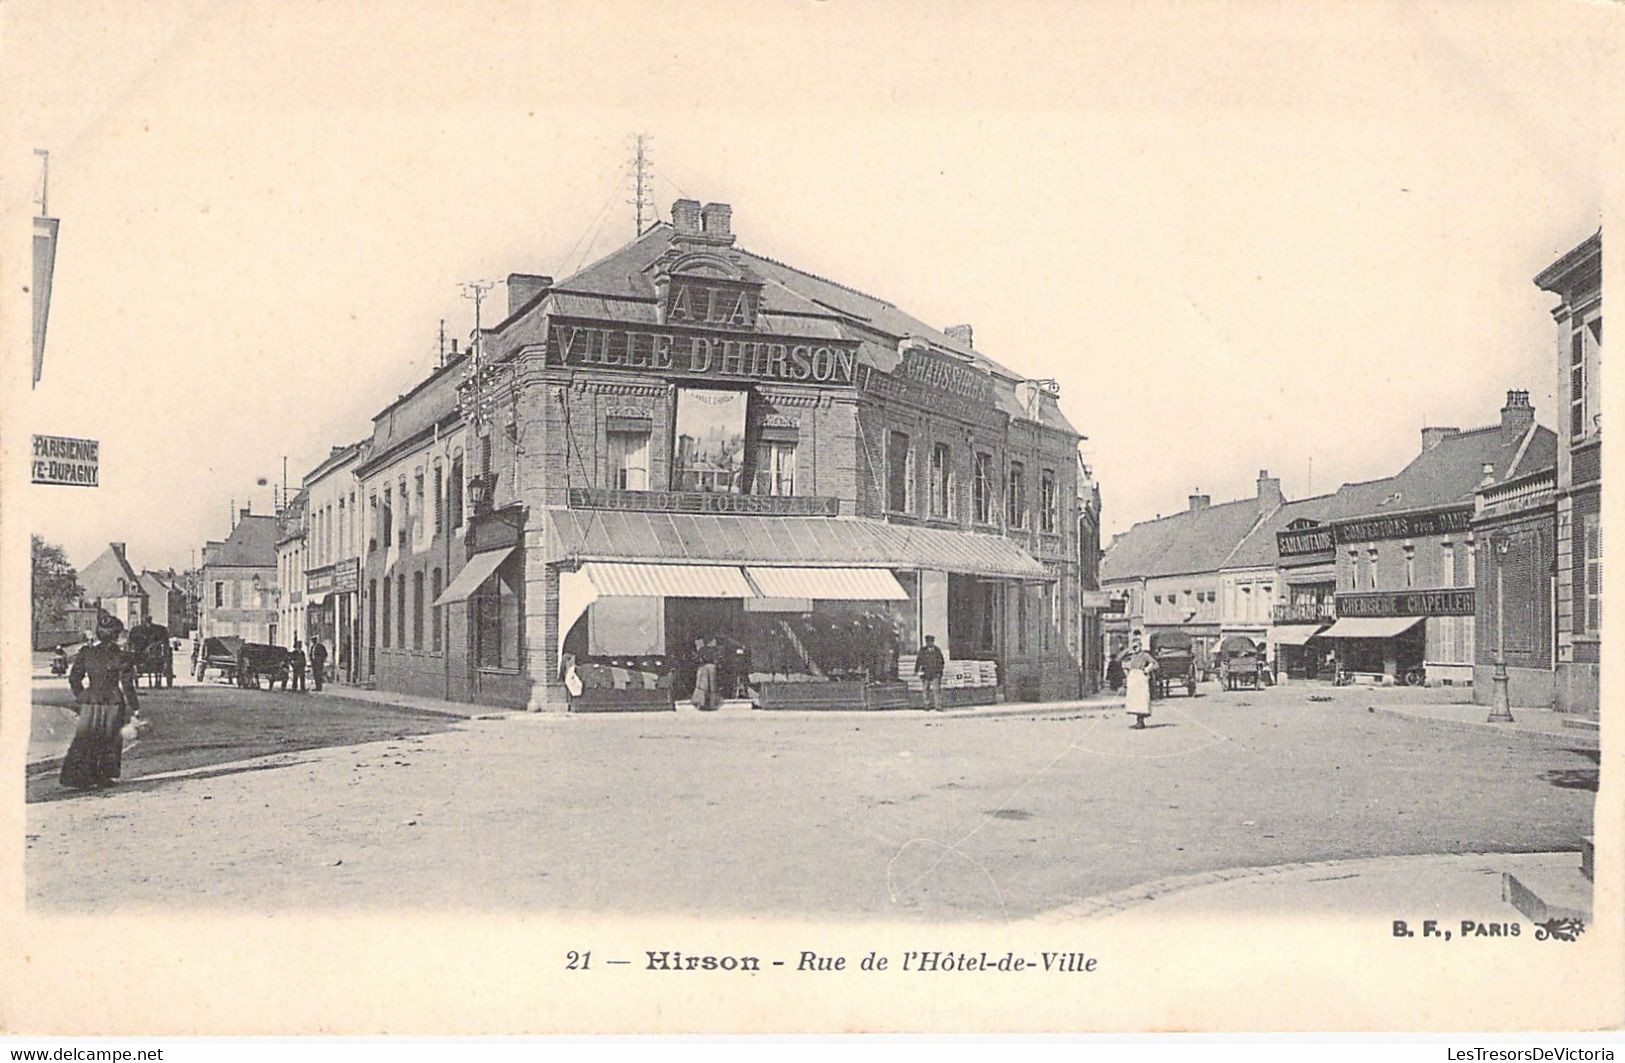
898;655;1001;708
569;654;676;713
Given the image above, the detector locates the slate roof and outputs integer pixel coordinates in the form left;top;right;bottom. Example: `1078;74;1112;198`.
1100;495;1276;582
78;544;145;600
203;514;280;569
517;221;1079;436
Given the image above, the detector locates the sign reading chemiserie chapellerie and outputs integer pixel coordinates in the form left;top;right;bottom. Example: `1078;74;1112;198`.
32;434;99;487
548;319;859;386
1334;589;1475;617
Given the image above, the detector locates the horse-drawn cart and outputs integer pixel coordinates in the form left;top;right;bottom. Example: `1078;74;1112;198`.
1148;631;1198;698
1217;635;1270;690
195;636;291;689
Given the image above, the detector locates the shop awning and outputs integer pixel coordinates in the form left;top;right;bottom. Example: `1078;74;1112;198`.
1318;616;1424;639
579;562;755;598
433;547;515;607
1272;624;1326;646
546;510;1048;580
305;591;329;607
745;566;909;601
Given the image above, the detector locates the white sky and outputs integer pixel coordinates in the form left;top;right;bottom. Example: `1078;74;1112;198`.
3;0;1614;575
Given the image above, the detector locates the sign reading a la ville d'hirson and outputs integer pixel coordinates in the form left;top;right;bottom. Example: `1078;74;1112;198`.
31;433;99;487
547;318;860;387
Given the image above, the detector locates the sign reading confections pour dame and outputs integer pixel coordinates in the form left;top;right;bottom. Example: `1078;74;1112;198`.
548;318;858;387
1332;507;1471;545
31;434;99;487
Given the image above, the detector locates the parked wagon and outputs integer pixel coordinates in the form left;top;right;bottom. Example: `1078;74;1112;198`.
1148;631;1198;698
195;636;291;689
1217;635;1269;690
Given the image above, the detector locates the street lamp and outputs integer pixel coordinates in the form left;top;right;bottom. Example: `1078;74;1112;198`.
1488;534;1514;723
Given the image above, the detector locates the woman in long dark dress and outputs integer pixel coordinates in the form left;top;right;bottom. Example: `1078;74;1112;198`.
62;613;140;790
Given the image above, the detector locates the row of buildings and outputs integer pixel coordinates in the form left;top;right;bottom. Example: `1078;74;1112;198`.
37;541;193;648
200;199;1108;710
1101;231;1601;717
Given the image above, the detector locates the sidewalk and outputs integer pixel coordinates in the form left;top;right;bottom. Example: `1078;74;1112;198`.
1368;699;1599;748
308;683;505;720
1040;851;1589;922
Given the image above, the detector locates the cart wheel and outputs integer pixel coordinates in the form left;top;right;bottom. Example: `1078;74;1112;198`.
1403;667;1424;687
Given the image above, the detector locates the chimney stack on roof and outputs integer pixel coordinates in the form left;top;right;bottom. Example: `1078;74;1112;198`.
671;199;702;235
945;324;974;349
1421;426;1460;451
1500;388;1535;441
1256;469;1283;507
700;202;733;243
1189;492;1211;511
506;273;552;318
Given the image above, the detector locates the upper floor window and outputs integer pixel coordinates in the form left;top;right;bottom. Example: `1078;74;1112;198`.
1571;316;1601;441
414;471;426;543
1040;468;1057;534
929;443;952;519
753;440;796;497
972;452;994;524
397;477;410;546
674;388;746;494
448;455;465;529
381;488;393;548
1403;545;1415;588
1007;462;1027;529
609;429;652;491
886;431;913;513
1583;511;1601;634
433;462;445;535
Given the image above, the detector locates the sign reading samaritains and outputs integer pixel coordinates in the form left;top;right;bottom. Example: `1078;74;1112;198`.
1334;589;1475;617
548;319;859;387
1277;526;1334;557
1332;508;1472;545
31;434;99;487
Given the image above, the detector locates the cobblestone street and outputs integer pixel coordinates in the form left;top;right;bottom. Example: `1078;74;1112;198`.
26;681;1595;919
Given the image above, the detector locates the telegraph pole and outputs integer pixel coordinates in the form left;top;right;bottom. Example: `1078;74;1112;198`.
629;134;653;236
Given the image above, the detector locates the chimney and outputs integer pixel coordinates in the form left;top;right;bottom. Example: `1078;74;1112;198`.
1188;491;1211;511
671;198;702;235
506;273;552;317
945;324;974;349
1256;469;1283;506
700;202;733;243
240;507;251;522
1500;389;1535;441
1421;426;1459;451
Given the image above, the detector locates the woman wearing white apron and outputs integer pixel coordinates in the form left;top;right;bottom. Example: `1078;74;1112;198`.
1122;635;1158;730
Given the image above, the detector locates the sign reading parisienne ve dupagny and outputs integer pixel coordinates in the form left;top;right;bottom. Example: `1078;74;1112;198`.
31;434;99;487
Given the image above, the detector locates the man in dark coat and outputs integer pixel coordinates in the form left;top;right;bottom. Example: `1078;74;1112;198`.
63;612;140;789
308;637;327;692
289;638;308;693
915;634;946;711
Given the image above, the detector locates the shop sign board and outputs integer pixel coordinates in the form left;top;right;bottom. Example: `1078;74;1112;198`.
547;317;858;387
1332;508;1472;545
31;434;99;487
309;559;360;595
569;487;839;518
1277;525;1334;557
1334;589;1475;617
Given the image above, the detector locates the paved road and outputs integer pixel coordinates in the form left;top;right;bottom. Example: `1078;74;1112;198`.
25;683;1596;918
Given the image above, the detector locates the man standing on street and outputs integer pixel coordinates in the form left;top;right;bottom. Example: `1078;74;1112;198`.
289;638;307;693
916;634;945;711
309;636;327;692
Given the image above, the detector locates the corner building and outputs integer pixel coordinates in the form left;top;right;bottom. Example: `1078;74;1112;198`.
404;199;1089;711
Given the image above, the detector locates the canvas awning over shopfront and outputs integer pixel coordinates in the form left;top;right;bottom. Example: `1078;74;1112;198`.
577;562;756;599
546;510;1048;580
1317;616;1424;639
433;547;515;607
744;566;909;601
1271;624;1326;646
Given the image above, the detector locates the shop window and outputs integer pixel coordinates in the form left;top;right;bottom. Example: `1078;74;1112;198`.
433;463;444;535
973;452;994;524
449;455;465;529
1007;462;1027;529
381;577;391;648
1017;585;1029;654
396;573;406;650
1583;511;1601;633
412;571;424;650
980;583;999;652
1040;469;1057;534
753;440;796;496
930;443;953;518
886;431;913;512
674;388;746;493
609;429;652;491
475;552;523;670
431;568;443;652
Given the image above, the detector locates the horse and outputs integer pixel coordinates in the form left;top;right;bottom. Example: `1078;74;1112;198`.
136;639;173;689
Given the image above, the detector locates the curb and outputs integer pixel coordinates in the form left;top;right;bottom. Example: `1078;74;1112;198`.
309;686;485;721
1368;706;1599;748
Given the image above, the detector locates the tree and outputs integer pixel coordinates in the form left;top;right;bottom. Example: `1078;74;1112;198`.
31;534;83;644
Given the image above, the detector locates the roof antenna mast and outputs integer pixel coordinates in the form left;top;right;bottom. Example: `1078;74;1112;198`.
629;133;653;237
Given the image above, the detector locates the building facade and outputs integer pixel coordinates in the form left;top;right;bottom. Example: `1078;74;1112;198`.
1471;449;1557;708
275;490;307;649
1534;231;1601;717
302;442;367;680
138;570;189;635
77;542;148;631
358;199;1093;711
201;510;280;644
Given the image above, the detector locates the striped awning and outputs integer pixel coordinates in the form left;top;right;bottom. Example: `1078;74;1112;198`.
547;510;1048;580
1271;624;1326;646
579;562;755;598
745;566;909;601
433;547;515;606
1319;616;1424;640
